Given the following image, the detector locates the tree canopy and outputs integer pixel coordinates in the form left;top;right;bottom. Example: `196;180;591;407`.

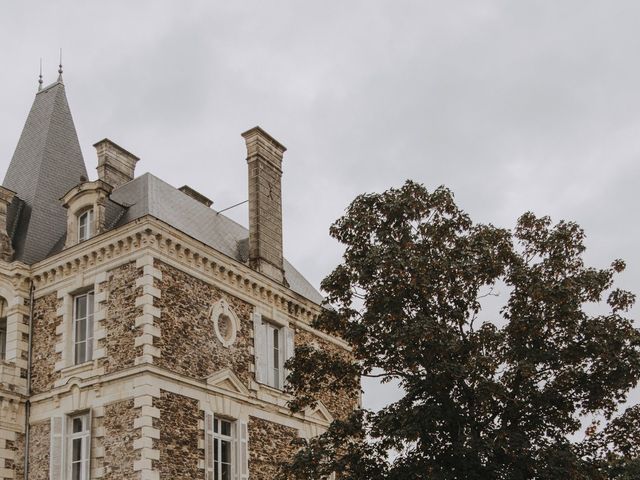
282;181;640;480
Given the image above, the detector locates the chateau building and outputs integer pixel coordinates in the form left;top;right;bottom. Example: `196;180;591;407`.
0;70;356;479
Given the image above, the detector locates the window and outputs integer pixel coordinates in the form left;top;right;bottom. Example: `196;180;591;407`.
73;292;94;364
204;413;248;480
266;323;283;389
0;317;6;361
67;413;91;480
0;296;8;361
77;209;94;242
252;314;295;389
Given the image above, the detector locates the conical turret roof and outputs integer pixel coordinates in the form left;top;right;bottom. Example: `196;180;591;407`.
3;80;88;264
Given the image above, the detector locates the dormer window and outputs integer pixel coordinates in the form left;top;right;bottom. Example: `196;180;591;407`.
77;209;94;242
62;180;112;248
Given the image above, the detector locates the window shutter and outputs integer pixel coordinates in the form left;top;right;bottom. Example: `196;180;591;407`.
284;326;295;384
253;313;267;384
204;411;215;480
233;422;239;480
86;410;93;476
49;416;64;480
239;420;249;480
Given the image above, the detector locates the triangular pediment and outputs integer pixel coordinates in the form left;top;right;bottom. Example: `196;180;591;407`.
305;401;334;424
206;368;249;396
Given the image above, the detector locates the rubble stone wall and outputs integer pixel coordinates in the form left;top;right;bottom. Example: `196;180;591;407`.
102;262;142;373
25;421;49;480
102;399;138;480
154;390;202;480
153;260;253;386
31;293;61;394
248;416;298;480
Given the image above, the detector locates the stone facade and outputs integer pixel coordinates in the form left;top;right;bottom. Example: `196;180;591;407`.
102;262;142;373
0;88;355;479
154;390;202;479
25;421;49;480
102;400;138;480
248;417;298;480
31;293;61;395
153;260;254;386
2;224;353;480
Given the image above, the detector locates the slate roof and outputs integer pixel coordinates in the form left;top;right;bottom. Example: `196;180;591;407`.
109;173;325;304
2;81;323;304
3;80;88;264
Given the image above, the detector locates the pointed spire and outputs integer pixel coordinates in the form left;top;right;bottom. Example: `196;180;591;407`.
38;58;43;91
57;48;63;82
3;75;87;263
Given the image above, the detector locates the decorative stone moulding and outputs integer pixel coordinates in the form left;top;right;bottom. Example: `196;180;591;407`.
211;299;239;348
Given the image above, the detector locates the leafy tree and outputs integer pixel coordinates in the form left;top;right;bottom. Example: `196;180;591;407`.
282;181;640;480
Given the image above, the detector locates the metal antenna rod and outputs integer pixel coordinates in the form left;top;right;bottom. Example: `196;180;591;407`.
216;199;248;215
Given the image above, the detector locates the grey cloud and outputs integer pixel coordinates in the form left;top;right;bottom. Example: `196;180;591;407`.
1;0;639;410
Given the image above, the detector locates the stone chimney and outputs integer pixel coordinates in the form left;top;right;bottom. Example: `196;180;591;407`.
242;127;286;284
94;138;140;188
0;187;15;261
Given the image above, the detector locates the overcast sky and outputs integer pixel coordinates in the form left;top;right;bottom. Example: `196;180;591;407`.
1;1;639;413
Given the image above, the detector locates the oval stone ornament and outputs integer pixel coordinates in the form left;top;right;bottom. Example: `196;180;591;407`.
211;299;239;348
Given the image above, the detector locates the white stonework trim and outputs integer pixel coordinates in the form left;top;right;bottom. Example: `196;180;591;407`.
0;363;26;395
132;375;161;480
28;365;334;434
92;401;106;479
133;255;162;366
0;428;17;480
1;281;30;384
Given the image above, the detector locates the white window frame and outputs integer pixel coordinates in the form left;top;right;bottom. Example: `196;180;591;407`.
214;417;234;480
77;209;94;242
73;292;94;365
66;412;91;480
265;322;284;389
204;413;249;480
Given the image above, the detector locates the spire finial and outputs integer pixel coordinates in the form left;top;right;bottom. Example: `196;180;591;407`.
57;48;63;82
38;58;43;91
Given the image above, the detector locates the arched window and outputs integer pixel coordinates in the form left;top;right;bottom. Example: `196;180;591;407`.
77;209;94;242
0;297;7;361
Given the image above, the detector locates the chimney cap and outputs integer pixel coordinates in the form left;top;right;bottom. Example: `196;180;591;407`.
179;185;213;208
93;138;140;161
241;126;287;153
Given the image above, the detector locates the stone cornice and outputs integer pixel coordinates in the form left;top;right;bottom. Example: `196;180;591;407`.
29;215;327;329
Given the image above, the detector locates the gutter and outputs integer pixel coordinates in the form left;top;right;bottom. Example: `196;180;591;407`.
23;280;34;480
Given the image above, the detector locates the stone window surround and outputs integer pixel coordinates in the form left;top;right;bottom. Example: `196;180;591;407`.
203;411;249;480
65;410;92;480
61;180;112;249
54;273;108;378
251;305;294;393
